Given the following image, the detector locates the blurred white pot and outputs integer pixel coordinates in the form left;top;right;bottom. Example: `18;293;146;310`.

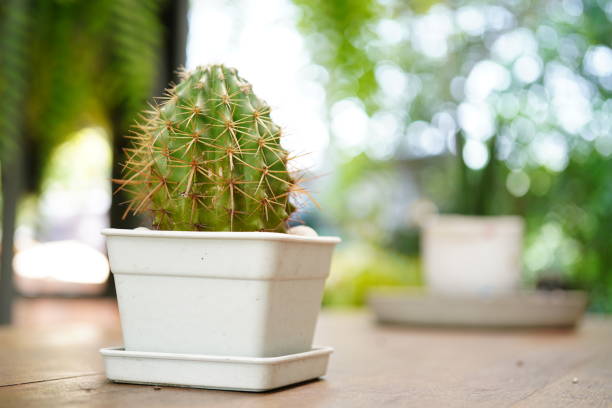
422;215;524;295
103;228;340;357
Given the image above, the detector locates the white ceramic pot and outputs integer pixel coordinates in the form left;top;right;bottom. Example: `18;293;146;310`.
103;229;340;357
422;215;524;295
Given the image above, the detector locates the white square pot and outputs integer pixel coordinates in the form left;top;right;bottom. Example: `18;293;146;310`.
103;229;340;357
422;215;524;295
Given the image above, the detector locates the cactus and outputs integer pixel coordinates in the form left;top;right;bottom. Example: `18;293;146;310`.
116;64;303;232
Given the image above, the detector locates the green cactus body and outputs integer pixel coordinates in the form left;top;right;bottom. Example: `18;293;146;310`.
119;65;297;232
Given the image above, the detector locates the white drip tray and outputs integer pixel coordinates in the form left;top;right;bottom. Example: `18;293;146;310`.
100;346;333;392
369;289;587;328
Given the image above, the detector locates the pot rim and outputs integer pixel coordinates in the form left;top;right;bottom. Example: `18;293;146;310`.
102;228;341;244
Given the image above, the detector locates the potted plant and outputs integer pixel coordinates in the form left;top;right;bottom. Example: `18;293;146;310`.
101;65;340;391
370;213;586;328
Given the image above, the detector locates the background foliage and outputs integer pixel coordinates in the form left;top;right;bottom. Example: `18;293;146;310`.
293;0;612;311
1;0;611;313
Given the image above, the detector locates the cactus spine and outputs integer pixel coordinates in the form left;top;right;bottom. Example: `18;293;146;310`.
117;65;301;232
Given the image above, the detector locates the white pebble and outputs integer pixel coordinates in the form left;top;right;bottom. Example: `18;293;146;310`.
572;377;579;384
287;225;318;237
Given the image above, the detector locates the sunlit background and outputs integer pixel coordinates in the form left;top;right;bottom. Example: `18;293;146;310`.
1;0;612;316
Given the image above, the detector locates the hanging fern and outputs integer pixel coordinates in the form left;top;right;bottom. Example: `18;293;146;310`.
0;0;31;159
110;0;164;123
0;0;166;191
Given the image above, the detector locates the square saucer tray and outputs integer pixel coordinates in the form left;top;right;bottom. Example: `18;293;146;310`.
100;346;333;392
369;289;588;329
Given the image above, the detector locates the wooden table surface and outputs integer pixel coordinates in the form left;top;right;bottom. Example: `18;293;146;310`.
1;302;611;407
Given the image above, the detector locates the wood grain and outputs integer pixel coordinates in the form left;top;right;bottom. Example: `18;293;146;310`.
0;303;611;407
0;325;120;386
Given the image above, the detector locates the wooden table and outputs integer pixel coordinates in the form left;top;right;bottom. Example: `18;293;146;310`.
1;306;611;407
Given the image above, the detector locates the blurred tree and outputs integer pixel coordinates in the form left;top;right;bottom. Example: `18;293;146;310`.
292;0;612;310
0;0;187;323
0;0;29;324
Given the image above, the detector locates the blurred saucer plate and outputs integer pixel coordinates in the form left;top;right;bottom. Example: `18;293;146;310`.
368;288;587;329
